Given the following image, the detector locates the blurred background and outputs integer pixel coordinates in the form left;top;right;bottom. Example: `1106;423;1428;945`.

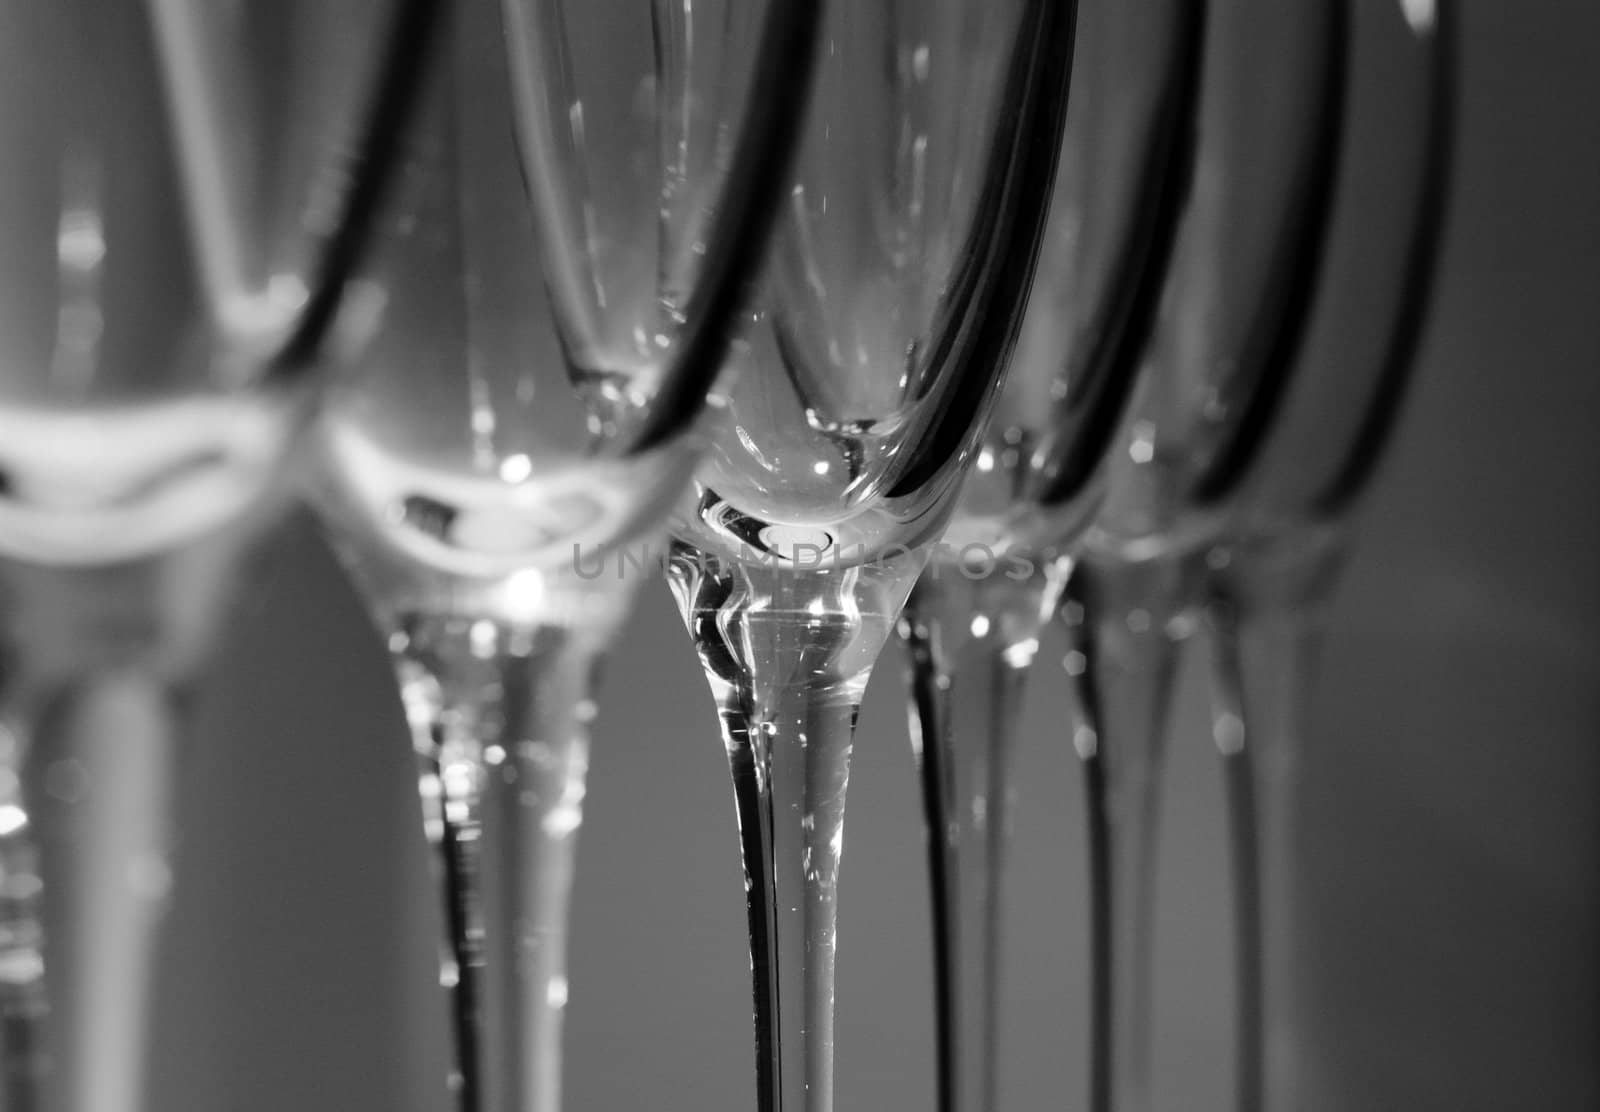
141;4;1597;1109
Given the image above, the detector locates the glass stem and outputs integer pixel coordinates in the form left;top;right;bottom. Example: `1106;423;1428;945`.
0;676;186;1112
672;552;917;1112
48;677;186;1112
391;615;608;1112
0;543;236;1112
1059;551;1202;1112
1205;533;1342;1112
899;566;1056;1112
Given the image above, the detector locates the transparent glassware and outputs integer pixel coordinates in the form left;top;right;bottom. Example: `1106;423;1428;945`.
303;2;822;1109
893;2;1204;1110
1052;2;1352;1110
662;4;1077;1109
1200;4;1456;1108
0;2;436;1108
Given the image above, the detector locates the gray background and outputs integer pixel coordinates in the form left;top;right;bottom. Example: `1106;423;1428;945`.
147;3;1598;1109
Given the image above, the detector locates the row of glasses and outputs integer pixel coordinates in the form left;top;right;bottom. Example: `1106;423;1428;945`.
1202;3;1456;1107
895;0;1350;1107
296;4;1451;1111
991;1;1449;1110
895;0;1204;1109
0;4;1455;1112
898;1;1454;1111
1060;1;1351;1108
0;1;439;1107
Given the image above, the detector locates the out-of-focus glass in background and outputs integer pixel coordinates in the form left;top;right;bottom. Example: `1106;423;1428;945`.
141;4;1597;1111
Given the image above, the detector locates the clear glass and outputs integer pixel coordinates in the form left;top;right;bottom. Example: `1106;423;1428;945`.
305;2;822;1109
1202;4;1456;1108
1057;2;1351;1110
895;2;1204;1110
664;4;1077;1110
0;1;433;1106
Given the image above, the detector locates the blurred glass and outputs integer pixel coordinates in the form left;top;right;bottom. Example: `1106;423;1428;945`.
1053;2;1350;1111
0;1;438;1108
1203;4;1456;1109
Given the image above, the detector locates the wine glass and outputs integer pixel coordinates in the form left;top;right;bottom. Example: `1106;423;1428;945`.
305;1;822;1109
1052;2;1350;1110
662;4;1077;1109
1201;4;1456;1108
0;1;437;1107
894;2;1204;1109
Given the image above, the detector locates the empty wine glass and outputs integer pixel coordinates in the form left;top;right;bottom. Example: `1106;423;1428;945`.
663;4;1076;1109
305;2;822;1109
1201;4;1456;1108
894;2;1204;1110
1052;2;1350;1110
0;1;436;1107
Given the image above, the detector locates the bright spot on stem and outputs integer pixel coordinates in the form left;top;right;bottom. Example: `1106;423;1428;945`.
1073;725;1099;760
1129;420;1156;464
1399;0;1436;34
0;805;28;837
1003;637;1039;669
504;569;547;623
470;619;498;659
1214;712;1246;755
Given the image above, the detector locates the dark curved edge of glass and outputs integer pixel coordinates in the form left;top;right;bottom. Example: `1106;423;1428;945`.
1309;1;1459;516
627;0;826;457
882;0;1081;502
1186;0;1352;507
911;631;959;1112
1033;0;1211;510
271;0;448;376
1076;610;1116;1112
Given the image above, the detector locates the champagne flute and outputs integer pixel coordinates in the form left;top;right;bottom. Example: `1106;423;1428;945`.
0;2;437;1107
664;4;1077;1109
895;2;1204;1109
1201;4;1456;1107
306;2;822;1109
1055;3;1350;1110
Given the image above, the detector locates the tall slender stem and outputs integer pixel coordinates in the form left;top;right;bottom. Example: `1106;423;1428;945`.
1059;551;1201;1112
0;541;237;1112
1205;533;1341;1112
43;678;185;1112
391;613;608;1112
670;549;917;1112
899;565;1056;1112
